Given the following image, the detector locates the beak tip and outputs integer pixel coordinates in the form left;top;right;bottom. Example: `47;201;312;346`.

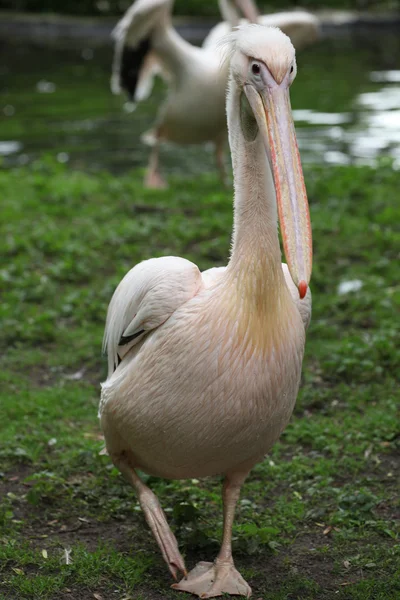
298;280;307;299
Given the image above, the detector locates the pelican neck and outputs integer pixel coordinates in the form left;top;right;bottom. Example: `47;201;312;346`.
226;79;284;285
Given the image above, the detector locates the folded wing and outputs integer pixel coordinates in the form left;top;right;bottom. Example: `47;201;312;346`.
103;256;203;377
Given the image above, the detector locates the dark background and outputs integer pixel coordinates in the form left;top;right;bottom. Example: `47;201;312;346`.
1;0;398;17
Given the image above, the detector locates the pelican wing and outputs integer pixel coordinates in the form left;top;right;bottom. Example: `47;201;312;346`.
258;11;320;50
103;256;203;377
134;51;166;103
203;10;320;52
202;0;239;50
111;0;174;99
201;266;226;288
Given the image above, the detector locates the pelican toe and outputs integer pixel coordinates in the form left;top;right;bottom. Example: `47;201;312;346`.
172;560;251;598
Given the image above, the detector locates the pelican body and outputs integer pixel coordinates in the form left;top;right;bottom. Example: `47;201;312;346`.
101;24;312;598
111;0;320;188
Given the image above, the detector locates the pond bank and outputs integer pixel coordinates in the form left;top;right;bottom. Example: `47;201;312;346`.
2;28;400;173
1;10;400;46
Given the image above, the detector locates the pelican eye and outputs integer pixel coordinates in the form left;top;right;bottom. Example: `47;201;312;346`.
251;63;261;76
290;66;294;73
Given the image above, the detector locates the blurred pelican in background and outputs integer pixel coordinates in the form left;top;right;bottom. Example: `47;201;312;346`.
204;0;320;50
111;0;320;188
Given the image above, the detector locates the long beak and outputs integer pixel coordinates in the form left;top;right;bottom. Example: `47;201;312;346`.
244;84;312;298
236;0;260;23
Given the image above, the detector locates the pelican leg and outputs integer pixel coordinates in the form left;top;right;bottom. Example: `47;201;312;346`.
145;141;167;189
215;139;229;188
173;472;251;598
112;452;186;580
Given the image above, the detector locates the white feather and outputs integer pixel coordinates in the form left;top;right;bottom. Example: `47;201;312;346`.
134;52;164;103
103;256;203;377
204;9;320;52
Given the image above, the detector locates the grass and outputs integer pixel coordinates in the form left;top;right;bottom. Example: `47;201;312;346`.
0;157;399;599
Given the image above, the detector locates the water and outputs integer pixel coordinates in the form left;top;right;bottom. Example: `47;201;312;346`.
1;31;400;174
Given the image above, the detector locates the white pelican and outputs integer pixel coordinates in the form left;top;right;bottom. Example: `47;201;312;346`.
111;0;320;188
203;1;320;52
100;23;312;598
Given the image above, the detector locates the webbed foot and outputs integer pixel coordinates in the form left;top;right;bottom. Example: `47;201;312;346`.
172;559;251;598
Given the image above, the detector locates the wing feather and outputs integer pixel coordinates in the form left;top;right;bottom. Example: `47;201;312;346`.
203;10;320;53
111;0;173;98
103;256;203;377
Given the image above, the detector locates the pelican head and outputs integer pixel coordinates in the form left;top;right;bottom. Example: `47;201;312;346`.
229;25;312;298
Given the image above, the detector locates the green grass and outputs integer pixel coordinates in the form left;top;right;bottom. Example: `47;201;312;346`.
0;158;399;599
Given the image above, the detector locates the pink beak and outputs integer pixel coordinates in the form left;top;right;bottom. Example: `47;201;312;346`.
244;82;312;298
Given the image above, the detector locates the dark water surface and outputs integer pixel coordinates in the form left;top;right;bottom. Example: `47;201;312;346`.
1;31;400;174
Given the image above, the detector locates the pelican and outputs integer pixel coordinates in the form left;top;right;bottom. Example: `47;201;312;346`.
111;0;320;188
203;1;320;52
100;24;312;598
